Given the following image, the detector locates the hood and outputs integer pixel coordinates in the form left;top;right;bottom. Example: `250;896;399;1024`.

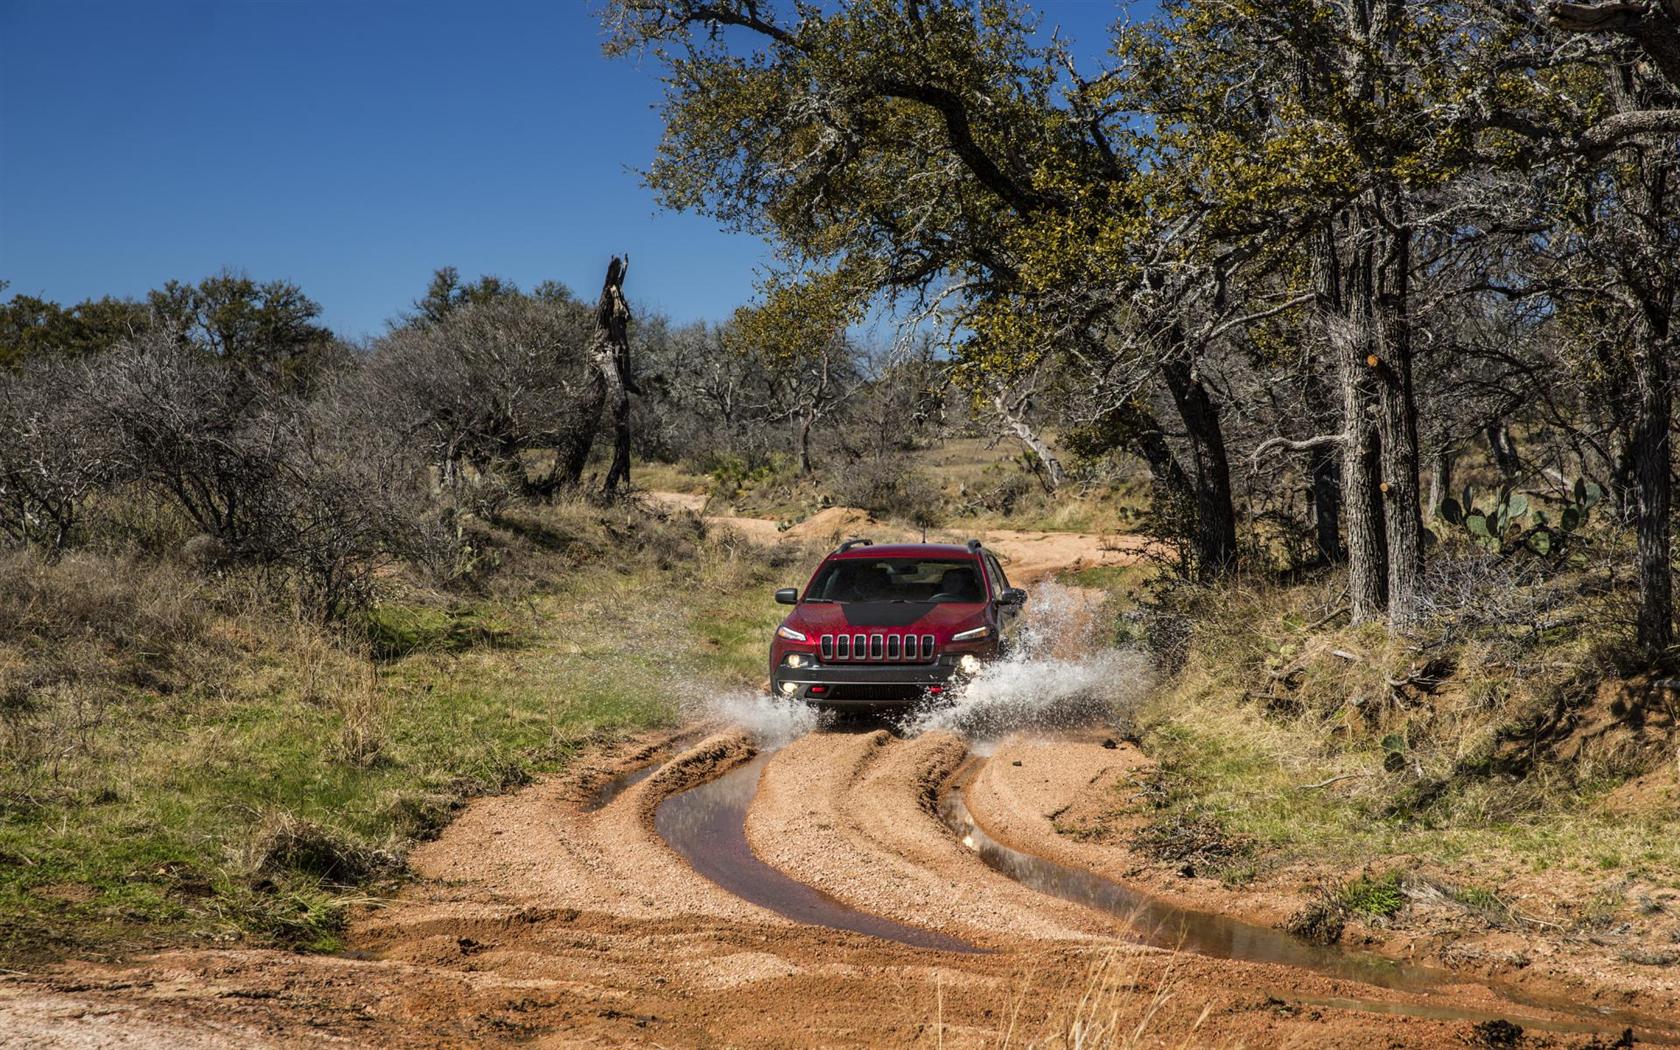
788;601;987;631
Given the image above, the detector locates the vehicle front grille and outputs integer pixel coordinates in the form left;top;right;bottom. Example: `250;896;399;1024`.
819;631;936;663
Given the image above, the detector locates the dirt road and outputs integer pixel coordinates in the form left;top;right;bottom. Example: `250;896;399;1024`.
650;493;1154;585
6;503;1677;1047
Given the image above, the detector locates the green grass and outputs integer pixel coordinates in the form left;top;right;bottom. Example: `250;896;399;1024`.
1140;686;1680;876
359;604;522;660
0;503;785;964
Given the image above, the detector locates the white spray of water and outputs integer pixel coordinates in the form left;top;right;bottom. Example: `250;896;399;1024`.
903;581;1152;744
689;688;824;748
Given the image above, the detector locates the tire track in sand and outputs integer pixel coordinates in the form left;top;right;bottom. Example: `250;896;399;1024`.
744;729;1125;946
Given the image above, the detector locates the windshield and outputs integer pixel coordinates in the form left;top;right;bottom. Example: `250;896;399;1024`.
805;558;986;604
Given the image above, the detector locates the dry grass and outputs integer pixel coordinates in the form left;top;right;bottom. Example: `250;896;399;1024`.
332;659;390;768
982;948;1222;1050
652;436;1153;536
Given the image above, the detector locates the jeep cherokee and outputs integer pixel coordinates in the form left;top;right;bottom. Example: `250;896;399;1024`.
768;538;1026;707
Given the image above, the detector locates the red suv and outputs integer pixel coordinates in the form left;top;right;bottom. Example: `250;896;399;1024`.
769;538;1026;707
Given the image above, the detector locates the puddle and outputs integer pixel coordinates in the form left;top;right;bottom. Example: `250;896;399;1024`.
585;761;662;812
940;779;1435;989
583;729;715;813
940;773;1680;1042
654;753;981;954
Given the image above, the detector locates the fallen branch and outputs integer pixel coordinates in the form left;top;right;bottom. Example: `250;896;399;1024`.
1509;906;1566;930
1307;605;1349;631
1385;669;1441;691
1300;772;1371;790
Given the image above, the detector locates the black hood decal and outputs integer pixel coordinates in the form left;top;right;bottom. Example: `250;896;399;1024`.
840;602;935;627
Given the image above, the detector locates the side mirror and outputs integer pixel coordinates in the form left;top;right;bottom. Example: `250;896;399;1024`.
1000;587;1027;606
774;587;800;605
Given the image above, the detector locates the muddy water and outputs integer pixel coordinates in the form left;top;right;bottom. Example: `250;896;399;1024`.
940;778;1436;989
654;754;982;954
585;761;661;812
629;738;1678;1038
942;773;1680;1042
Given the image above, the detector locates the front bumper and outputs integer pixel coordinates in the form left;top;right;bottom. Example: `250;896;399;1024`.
771;662;957;705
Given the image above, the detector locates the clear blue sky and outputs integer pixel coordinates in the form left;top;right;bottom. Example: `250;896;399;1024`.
1;1;1130;340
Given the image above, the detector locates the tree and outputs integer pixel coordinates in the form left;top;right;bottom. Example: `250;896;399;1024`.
590;257;637;495
408;266;523;326
0;285;153;368
1529;15;1680;654
605;0;1249;579
148;270;338;389
727;267;866;475
0;358;115;551
1549;1;1680;95
359;294;599;507
76;332;283;546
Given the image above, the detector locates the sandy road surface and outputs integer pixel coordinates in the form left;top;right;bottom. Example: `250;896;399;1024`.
7;502;1677;1047
11;726;1669;1047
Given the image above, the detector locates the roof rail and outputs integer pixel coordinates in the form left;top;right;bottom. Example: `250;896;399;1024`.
965;539;983;553
836;537;875;554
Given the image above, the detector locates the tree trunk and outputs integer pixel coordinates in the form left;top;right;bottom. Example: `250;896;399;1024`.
1319;219;1389;622
603;369;632;492
593;256;634;495
1632;334;1672;655
992;390;1067;492
1304;364;1344;564
1485;422;1521;481
1614;69;1676;658
1309;445;1343;564
1370;203;1424;628
1159;346;1239;580
1426;447;1454;521
1114;402;1202;572
556;414;598;490
797;410;814;474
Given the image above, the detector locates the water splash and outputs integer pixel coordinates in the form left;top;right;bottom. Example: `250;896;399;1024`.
691;688;824;748
904;582;1152;743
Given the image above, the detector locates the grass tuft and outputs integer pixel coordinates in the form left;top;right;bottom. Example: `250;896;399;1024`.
1336;870;1406;921
247;811;400;886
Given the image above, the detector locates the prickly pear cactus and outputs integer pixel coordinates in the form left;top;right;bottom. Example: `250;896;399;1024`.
1436;480;1600;557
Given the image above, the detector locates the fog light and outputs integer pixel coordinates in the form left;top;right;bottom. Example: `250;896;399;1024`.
779;681;797;696
959;654;982;675
784;652;812;669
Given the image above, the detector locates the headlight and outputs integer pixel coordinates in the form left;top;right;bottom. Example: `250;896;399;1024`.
952;625;992;642
779;681;798;696
783;652;813;669
959;654;983;675
777;625;808;642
